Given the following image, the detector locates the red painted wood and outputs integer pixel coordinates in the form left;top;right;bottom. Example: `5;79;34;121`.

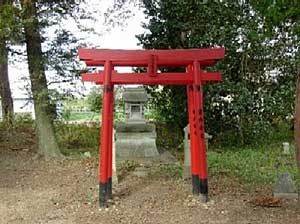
147;55;158;76
187;66;198;177
79;48;225;66
192;61;208;180
81;71;221;85
99;61;112;184
85;59;216;67
107;85;114;180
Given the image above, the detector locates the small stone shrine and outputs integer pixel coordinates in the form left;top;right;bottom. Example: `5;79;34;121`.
115;87;159;160
123;87;147;123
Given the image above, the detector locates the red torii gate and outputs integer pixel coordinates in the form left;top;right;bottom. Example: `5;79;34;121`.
79;48;225;207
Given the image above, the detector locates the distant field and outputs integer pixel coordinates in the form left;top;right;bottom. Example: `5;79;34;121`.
67;111;125;122
68;112;101;121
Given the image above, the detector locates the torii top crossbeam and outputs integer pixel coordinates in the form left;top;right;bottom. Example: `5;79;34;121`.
79;48;225;208
79;48;224;66
79;48;225;85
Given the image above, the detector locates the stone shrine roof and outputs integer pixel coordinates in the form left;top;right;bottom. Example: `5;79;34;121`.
122;87;148;103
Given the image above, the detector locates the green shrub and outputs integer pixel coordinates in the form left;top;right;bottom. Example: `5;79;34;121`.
6;113;36;137
14;113;35;127
155;122;183;150
54;122;100;155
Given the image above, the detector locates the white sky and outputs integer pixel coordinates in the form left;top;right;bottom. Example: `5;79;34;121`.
9;4;146;98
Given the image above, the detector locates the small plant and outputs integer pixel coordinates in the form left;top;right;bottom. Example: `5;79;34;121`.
86;190;95;204
118;160;140;172
50;196;64;206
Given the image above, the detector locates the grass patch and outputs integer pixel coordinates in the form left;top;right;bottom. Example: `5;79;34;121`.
146;144;297;186
147;163;183;179
153;121;297;186
208;144;297;185
64;111;125;122
68;112;101;121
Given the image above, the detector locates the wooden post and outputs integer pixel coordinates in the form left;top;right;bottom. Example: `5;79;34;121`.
107;85;114;200
193;61;208;202
187;65;200;195
99;61;113;207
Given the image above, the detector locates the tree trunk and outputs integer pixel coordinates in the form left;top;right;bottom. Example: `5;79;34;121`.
0;1;14;126
294;63;300;202
21;0;61;157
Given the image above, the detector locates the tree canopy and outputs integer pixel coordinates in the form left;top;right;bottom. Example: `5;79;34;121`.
137;0;298;145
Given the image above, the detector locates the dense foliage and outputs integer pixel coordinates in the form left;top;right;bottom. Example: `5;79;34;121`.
137;0;298;146
87;87;103;113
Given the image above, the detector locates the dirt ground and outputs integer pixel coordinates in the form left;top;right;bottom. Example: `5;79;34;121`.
0;148;299;224
0;127;299;224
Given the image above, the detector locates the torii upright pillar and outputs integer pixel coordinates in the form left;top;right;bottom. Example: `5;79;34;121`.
78;48;225;207
98;61;113;207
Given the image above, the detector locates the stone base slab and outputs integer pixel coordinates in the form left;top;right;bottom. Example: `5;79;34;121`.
116;137;159;159
273;193;298;199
